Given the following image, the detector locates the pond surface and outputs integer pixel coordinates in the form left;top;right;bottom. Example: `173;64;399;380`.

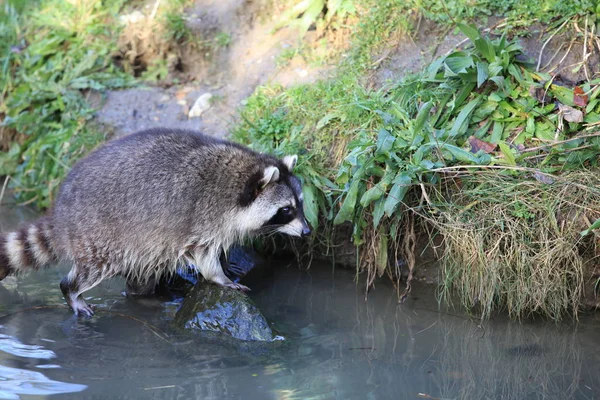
1;202;600;400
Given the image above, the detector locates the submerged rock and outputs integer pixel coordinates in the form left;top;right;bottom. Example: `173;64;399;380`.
174;283;277;342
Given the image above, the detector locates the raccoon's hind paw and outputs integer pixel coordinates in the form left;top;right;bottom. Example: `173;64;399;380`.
224;282;251;292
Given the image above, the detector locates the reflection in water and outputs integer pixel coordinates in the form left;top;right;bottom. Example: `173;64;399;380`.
0;202;599;399
0;364;87;399
0;330;56;359
0;327;86;398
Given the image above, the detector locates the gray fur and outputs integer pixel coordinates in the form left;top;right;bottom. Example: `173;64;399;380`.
0;129;310;316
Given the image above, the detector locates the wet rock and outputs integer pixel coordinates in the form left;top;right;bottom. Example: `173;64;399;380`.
174;283;277;341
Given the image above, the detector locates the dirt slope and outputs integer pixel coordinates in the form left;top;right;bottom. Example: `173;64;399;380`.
96;0;333;138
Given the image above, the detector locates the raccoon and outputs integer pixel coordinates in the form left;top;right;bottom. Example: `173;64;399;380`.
0;129;311;316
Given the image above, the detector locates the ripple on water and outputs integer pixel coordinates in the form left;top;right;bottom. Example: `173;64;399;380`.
0;364;87;399
0;333;56;359
0;327;87;398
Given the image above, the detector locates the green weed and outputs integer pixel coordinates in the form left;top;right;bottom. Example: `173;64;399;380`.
0;0;133;208
275;0;356;37
276;47;300;67
235;22;600;319
164;12;192;43
214;32;232;48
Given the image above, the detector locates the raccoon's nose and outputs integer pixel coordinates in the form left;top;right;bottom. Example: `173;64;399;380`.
301;226;312;237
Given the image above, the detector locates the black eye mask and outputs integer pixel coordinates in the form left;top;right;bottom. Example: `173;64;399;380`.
265;205;297;227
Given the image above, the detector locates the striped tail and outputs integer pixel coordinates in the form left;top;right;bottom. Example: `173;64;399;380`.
0;217;57;280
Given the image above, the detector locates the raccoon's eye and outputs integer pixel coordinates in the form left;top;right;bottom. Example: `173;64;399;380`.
281;206;292;214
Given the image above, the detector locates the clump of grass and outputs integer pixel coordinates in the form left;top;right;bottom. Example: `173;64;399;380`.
0;0;133;208
429;170;600;320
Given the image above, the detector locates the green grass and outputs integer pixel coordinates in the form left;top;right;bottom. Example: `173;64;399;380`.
214;32;232;48
164;12;192;44
0;0;133;208
0;0;202;208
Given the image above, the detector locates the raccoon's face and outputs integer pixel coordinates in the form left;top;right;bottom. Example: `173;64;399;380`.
238;155;311;238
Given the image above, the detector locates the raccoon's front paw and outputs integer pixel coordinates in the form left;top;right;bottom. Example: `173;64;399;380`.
73;302;95;318
224;282;251;292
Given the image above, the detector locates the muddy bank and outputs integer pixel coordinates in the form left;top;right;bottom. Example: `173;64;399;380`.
96;0;333;138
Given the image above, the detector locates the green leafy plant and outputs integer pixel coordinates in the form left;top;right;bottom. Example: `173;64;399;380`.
0;0;133;208
275;0;356;37
235;22;600;319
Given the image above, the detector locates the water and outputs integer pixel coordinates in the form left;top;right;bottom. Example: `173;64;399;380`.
1;202;600;399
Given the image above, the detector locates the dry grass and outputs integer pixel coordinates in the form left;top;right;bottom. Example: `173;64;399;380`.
116;1;187;76
426;170;600;321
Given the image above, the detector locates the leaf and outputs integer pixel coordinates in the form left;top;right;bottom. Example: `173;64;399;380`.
360;171;393;207
443;144;486;163
384;173;412;217
302;184;319;230
476;62;489;87
413;101;434;135
477;38;496;63
526;115;535;134
376;235;388;277
533;172;555;184
444;53;475;75
333;180;360;225
376;129;395;155
490;76;505;89
581;217;600;236
573;86;588;107
426;56;446;80
450;98;481;137
457;23;480;43
325;0;342;21
558;103;584;123
550;84;575;107
457;23;496;63
586;98;598;114
297;0;326;36
373;198;385;228
498;142;516;166
468;136;496;154
507;64;525;84
365;165;385;177
360;185;384;207
315;112;338;130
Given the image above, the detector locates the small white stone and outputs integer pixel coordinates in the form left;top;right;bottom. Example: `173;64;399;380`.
188;93;213;118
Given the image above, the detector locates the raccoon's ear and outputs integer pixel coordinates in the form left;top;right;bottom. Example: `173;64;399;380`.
282;155;298;171
239;166;281;206
259;166;280;188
